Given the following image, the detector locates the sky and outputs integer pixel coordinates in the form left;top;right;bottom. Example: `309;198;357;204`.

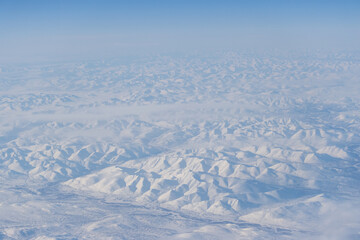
0;0;359;62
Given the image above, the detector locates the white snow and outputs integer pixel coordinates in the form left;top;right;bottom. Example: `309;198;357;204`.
0;52;360;239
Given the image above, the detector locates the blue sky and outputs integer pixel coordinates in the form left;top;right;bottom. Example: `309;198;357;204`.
1;0;359;62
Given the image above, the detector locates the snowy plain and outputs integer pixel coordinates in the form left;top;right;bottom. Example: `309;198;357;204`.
0;51;360;239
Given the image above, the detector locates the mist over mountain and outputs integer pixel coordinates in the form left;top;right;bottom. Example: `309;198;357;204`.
1;1;360;239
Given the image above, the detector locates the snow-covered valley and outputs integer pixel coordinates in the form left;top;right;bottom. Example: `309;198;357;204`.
0;52;360;239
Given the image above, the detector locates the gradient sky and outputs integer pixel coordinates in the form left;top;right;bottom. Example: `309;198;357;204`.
1;0;359;62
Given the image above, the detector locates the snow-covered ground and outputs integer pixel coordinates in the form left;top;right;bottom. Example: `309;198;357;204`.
1;52;360;239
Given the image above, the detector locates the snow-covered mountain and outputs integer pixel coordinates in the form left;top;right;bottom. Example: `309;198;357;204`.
1;52;360;239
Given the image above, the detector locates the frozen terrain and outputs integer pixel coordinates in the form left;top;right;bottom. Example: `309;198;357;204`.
0;51;360;239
